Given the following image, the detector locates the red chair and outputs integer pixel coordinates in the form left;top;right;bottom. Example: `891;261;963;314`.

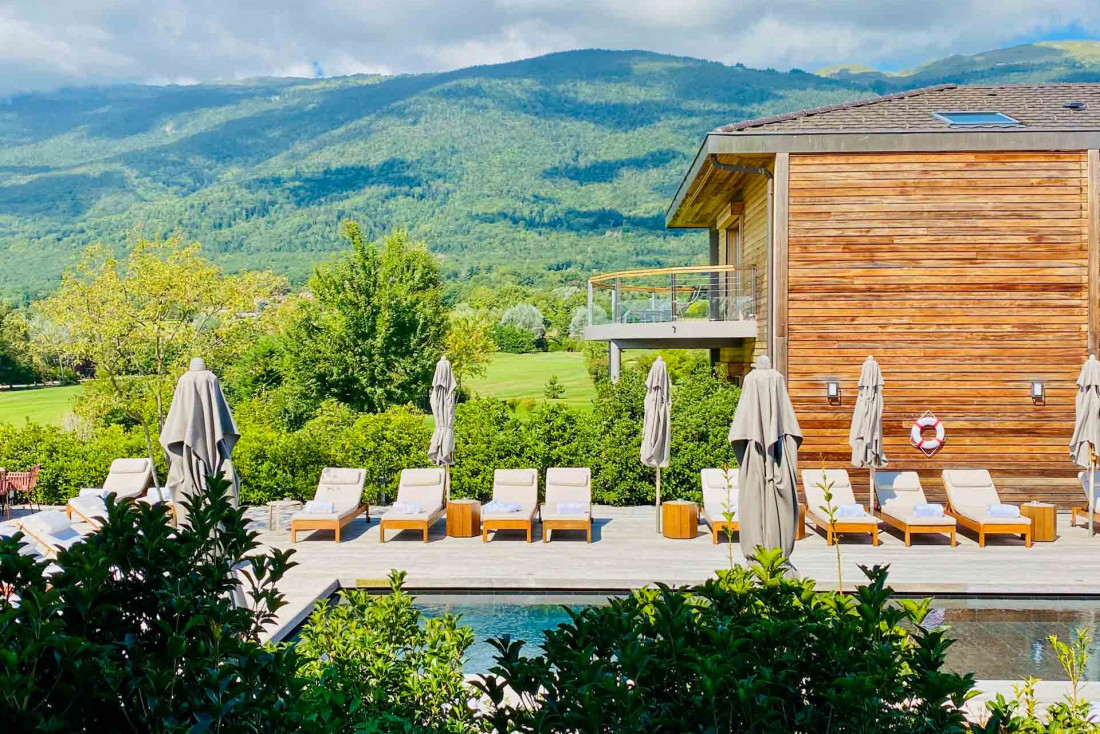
7;465;41;513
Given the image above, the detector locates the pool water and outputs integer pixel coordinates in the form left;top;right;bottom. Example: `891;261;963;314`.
298;592;1100;679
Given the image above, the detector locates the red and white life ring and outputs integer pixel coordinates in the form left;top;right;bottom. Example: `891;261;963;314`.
910;414;946;454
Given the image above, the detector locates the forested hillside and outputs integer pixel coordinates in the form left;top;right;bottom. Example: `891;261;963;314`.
1;42;1100;301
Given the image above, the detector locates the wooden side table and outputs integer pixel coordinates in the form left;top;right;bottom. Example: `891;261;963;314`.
1020;502;1057;542
662;500;699;540
446;499;481;538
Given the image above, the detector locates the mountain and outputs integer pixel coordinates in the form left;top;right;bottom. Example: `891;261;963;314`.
1;42;1099;301
817;41;1100;87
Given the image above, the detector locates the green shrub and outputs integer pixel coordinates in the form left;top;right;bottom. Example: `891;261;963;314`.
296;571;487;733
0;473;305;731
0;421;160;505
477;550;977;734
492;323;541;353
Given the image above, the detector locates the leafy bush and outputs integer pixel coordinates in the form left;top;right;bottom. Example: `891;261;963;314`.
492;323;541;353
477;550;977;734
296;570;487;733
0;473;305;731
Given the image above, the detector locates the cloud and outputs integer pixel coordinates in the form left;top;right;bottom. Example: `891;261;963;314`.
0;0;1098;94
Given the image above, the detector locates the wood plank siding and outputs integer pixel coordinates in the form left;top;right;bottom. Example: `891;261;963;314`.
785;151;1091;508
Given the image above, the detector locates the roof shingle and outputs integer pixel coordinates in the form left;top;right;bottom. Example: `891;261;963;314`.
717;83;1100;133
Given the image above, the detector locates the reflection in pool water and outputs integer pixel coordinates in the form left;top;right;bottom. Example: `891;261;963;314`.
297;592;1100;679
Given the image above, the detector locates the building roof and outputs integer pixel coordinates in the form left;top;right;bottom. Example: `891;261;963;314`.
718;83;1100;133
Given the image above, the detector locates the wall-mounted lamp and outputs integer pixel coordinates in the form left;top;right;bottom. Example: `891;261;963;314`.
826;381;841;404
1031;381;1045;404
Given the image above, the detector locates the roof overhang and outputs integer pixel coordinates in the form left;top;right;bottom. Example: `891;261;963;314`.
666;127;1100;229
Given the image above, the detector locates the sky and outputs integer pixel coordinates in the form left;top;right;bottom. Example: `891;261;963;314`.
2;0;1100;95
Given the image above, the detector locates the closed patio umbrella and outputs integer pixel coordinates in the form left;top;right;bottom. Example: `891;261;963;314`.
729;355;802;558
1070;354;1100;536
641;356;671;533
849;355;888;509
160;357;240;527
428;356;457;500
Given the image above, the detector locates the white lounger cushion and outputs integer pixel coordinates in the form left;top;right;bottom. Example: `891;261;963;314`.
701;468;738;520
1078;472;1100;506
802;469;880;525
942;469;1029;526
875;471;956;527
20;511;85;553
543;468;591;516
485;469;537;521
291;467;365;522
102;458;154;499
68;495;109;525
387;468;445;514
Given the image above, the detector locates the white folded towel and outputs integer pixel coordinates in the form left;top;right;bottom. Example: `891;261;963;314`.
151;487;172;503
913;503;944;518
987;503;1020;519
833;503;867;519
555;502;589;515
304;501;335;515
392;501;421;515
79;487;109;498
484;501;521;513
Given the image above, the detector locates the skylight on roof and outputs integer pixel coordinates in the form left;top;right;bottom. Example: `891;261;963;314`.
932;111;1020;127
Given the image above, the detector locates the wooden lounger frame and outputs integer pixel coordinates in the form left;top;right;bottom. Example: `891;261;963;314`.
1070;506;1100;529
705;515;738;544
876;510;956;547
805;509;879;546
482;513;538;543
16;524;69;559
293;505;368;543
945;502;1031;548
67;501;106;528
542;516;591;543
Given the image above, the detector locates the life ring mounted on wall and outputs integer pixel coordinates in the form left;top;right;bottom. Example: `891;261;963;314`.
910;411;946;457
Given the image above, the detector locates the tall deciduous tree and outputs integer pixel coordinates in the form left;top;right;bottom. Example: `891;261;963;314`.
0;303;35;387
36;234;284;481
282;223;447;413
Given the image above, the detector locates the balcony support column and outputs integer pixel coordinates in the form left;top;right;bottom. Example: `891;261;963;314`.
609;341;622;383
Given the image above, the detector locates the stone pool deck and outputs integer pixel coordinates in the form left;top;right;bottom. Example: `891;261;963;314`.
253;504;1100;642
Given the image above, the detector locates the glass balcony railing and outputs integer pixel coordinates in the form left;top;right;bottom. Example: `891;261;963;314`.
587;266;757;326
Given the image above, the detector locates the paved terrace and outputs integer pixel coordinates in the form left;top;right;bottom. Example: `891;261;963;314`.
254;504;1100;641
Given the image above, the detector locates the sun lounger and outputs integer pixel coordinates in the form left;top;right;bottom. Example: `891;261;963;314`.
541;468;592;543
801;469;881;546
941;469;1031;548
66;458;154;528
17;510;88;558
379;467;446;542
290;468;368;543
1071;471;1100;530
873;471;956;547
482;469;539;543
700;468;739;544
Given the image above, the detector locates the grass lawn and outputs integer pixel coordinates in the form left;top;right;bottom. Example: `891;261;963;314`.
466;352;596;407
0;385;81;426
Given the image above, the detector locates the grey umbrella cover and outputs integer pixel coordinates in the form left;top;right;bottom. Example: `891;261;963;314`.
640;357;671;469
729;356;803;558
428;356;457;467
160;358;240;522
850;356;887;470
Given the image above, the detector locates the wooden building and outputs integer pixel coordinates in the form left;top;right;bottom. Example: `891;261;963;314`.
593;83;1100;507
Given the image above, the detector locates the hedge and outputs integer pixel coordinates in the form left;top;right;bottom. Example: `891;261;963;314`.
0;370;740;507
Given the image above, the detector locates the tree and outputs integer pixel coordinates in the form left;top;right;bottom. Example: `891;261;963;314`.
445;305;496;383
36;234;284;481
281;223;447;413
499;303;546;340
0;303;35;387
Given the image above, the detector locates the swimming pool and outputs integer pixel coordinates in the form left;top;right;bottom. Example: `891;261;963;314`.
298;592;1100;679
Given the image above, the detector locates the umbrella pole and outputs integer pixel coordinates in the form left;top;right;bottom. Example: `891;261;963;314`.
1091;458;1096;538
445;465;450;504
869;466;876;512
655;467;662;534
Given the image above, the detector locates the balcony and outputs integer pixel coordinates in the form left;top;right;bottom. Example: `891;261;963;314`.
585;265;758;348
